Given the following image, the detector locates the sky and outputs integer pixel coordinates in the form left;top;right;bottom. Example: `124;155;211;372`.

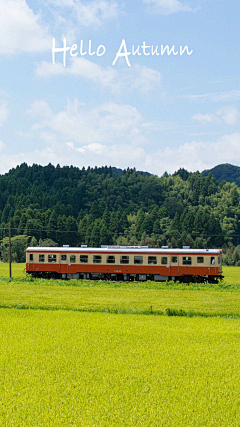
0;0;240;176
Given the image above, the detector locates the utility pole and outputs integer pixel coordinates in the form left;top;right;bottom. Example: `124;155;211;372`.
9;222;11;279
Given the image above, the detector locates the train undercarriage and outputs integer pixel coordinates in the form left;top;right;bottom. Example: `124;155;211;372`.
28;271;223;283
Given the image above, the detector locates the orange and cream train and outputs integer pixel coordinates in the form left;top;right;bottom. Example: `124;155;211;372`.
26;246;223;283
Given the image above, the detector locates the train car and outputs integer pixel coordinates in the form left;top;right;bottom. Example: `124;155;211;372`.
26;245;223;283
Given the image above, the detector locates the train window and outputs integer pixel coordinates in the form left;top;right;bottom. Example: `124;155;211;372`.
134;256;143;264
48;254;56;263
107;256;115;264
197;257;204;263
61;255;67;261
161;257;168;265
148;256;157;265
70;255;76;263
120;256;129;264
183;257;192;265
39;254;45;262
211;257;215;265
80;255;88;263
218;256;221;264
93;255;102;264
171;256;178;263
29;254;33;262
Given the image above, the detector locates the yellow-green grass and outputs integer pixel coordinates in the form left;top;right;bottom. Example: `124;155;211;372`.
0;309;239;427
0;262;26;278
0;264;239;426
0;281;240;317
0;264;240;317
223;266;240;284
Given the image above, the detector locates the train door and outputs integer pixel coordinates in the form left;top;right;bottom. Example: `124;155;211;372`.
218;255;222;275
160;255;169;277
170;255;178;279
60;253;68;273
211;256;217;274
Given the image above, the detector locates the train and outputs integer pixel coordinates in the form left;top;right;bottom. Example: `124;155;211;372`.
26;245;223;283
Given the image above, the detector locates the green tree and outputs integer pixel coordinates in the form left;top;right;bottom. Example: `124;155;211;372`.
47;210;58;241
65;216;78;246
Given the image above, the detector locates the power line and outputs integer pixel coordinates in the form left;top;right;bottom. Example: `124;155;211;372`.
0;226;239;238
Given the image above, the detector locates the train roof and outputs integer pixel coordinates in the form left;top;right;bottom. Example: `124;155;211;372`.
26;246;222;254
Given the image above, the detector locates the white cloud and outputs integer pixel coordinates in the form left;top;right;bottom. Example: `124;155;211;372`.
70;142;107;154
36;58;118;91
192;106;239;125
123;64;162;94
74;0;120;27
36;58;162;95
143;133;240;174
217;106;239;125
192;113;218;124
26;98;147;146
40;131;58;143
0;97;147;175
16;130;34;139
0;96;148;172
142;120;176;131
0;147;64;175
48;0;121;29
2;97;240;176
143;0;197;15
1;128;240;177
26;100;53;119
0;0;51;54
0;141;147;175
182;90;240;103
0;101;9;126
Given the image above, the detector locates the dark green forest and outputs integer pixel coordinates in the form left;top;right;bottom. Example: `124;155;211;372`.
202;163;240;186
0;163;240;265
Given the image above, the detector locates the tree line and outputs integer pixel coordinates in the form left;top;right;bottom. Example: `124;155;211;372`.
0;163;240;265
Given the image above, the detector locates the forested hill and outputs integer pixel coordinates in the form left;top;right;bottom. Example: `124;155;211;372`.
1;163;240;265
202;163;240;186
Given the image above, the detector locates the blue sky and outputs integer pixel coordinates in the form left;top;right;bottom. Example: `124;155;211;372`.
0;0;239;175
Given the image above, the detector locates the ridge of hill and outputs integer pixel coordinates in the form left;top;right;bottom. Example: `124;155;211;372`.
202;163;240;186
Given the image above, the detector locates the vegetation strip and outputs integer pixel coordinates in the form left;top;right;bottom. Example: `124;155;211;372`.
1;275;240;292
0;303;239;319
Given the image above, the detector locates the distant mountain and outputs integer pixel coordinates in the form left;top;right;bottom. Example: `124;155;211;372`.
202;163;240;186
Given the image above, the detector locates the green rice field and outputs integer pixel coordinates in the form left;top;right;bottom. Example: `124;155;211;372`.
0;263;240;426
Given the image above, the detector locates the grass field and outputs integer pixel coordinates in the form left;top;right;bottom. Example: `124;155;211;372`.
0;310;239;426
0;263;240;318
0;264;239;317
1;281;240;317
0;263;239;426
0;262;26;278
